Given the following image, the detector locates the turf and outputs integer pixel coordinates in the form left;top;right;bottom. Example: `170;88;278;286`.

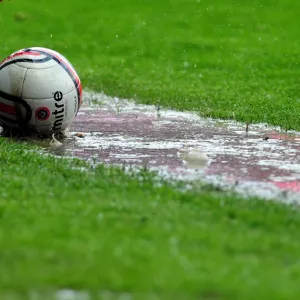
1;0;300;299
1;0;300;129
0;139;300;300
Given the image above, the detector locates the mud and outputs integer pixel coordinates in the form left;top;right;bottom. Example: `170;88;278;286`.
62;91;300;202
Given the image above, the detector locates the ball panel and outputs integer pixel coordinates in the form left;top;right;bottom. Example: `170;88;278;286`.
30;118;71;134
25;88;79;134
30;47;77;72
1;48;56;70
29;47;82;109
0;98;20;128
15;57;57;69
0;96;31;129
0;64;27;97
0;49;40;65
0;64;29;128
22;64;76;99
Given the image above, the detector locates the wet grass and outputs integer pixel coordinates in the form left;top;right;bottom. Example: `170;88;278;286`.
1;139;300;299
1;0;300;129
1;0;300;299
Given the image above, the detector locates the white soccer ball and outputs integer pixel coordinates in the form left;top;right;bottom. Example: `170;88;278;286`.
0;47;82;135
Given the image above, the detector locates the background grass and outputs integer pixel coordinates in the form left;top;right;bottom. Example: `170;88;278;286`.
1;0;300;299
1;0;300;129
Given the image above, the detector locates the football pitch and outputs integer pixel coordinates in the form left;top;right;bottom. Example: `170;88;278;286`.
1;0;300;299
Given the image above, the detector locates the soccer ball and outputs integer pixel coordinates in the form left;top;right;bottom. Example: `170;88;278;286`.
0;47;82;135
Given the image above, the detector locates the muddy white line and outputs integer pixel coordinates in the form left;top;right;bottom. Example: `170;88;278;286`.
3;90;300;203
46;90;299;203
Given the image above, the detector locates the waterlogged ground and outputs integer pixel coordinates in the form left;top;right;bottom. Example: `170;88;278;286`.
1;91;300;202
46;91;300;203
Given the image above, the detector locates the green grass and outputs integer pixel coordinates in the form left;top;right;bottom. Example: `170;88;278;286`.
1;0;300;299
2;0;300;129
0;139;300;300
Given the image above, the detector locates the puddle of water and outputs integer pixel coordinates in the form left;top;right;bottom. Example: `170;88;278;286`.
2;90;300;203
63;91;300;202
